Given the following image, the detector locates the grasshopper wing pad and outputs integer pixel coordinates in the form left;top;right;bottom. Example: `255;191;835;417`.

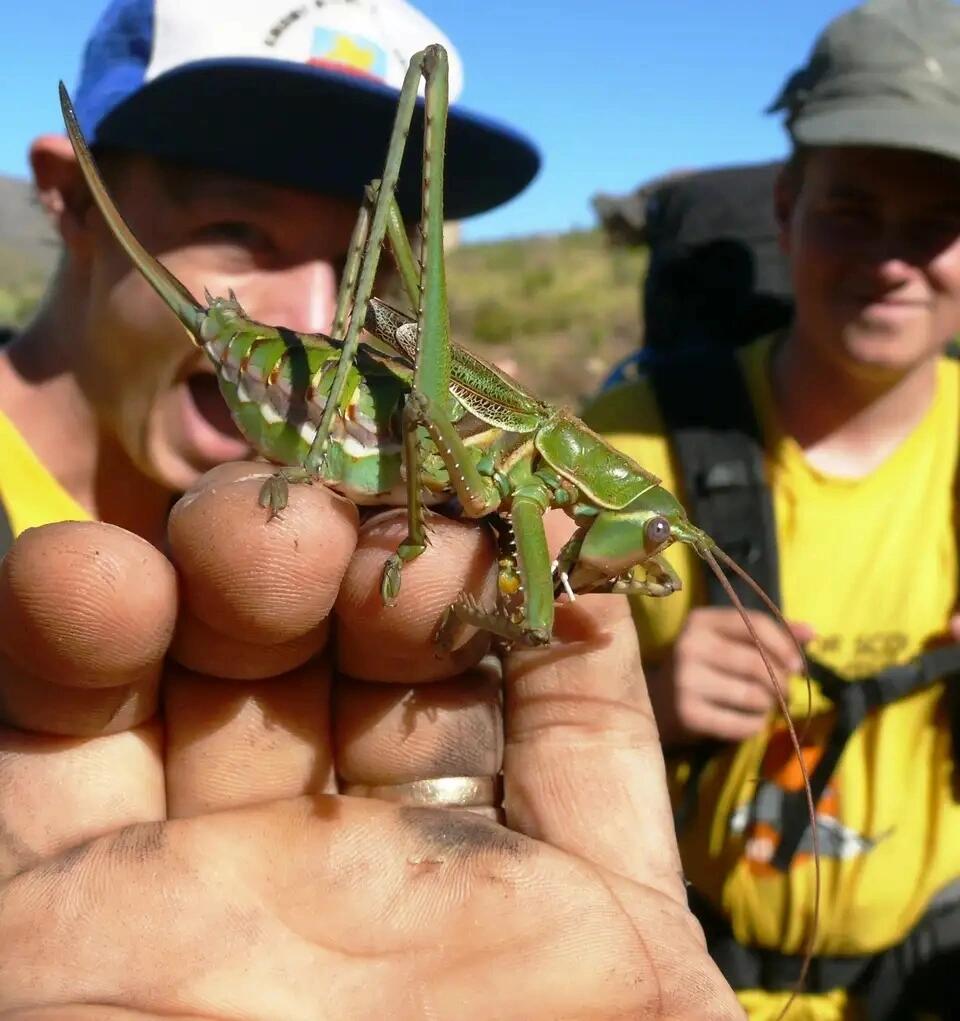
365;298;544;434
535;409;661;510
366;299;417;359
448;345;546;433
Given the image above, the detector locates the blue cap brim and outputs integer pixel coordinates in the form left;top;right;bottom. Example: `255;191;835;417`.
83;58;541;220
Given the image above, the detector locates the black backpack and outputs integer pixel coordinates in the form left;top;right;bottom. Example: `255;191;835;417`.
595;160;793;379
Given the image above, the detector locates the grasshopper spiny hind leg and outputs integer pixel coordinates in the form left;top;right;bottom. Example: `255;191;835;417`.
380;395;432;605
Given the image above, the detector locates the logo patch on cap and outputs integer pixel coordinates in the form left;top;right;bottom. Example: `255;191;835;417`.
309;29;387;82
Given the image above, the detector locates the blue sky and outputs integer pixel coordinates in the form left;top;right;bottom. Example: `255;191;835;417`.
3;1;860;242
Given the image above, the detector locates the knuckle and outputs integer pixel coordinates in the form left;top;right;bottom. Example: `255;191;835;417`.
677;696;704;730
730;682;755;712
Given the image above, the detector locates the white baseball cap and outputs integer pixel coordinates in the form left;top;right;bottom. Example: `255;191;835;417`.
71;0;540;218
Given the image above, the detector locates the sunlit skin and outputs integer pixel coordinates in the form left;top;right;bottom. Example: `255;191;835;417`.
780;146;960;374
772;146;960;477
0;135;361;543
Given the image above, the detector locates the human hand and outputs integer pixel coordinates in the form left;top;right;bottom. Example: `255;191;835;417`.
948;612;960;642
0;463;741;1021
648;606;812;746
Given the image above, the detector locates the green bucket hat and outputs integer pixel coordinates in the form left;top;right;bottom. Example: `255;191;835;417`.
768;0;960;163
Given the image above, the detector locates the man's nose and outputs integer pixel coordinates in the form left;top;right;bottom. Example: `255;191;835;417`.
252;261;340;335
871;253;917;287
866;221;940;278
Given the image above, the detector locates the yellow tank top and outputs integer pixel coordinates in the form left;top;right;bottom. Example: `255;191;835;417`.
0;407;90;538
585;337;960;1020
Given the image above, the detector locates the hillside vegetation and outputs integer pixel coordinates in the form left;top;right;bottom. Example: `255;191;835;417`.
445;230;646;407
0;208;647;408
0;176;58;327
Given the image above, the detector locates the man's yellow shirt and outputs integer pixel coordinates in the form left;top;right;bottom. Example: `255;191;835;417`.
585;336;960;1018
0;407;91;537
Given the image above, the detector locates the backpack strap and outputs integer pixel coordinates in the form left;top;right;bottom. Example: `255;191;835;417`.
0;497;12;560
689;879;960;1015
646;346;780;834
771;645;960;871
645;346;780;610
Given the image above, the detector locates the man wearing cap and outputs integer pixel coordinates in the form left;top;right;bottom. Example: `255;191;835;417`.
0;0;540;549
0;2;742;1018
584;0;960;1017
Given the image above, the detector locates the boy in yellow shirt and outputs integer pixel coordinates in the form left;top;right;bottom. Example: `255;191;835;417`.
586;1;960;1017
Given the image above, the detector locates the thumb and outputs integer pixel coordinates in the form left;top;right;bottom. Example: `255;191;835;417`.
502;595;687;905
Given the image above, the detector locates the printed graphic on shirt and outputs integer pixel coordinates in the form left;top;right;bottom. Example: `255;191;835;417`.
807;631;909;679
729;726;891;874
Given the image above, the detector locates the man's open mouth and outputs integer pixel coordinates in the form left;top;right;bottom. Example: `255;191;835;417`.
186;373;243;439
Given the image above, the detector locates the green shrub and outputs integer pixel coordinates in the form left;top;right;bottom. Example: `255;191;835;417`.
472;299;515;345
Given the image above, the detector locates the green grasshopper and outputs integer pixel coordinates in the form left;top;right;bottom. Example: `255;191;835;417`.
60;46;818;1000
57;49;784;655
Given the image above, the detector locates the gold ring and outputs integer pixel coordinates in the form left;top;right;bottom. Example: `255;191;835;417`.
342;775;501;807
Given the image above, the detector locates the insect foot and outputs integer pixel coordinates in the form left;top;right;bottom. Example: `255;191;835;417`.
381;555;403;606
258;473;289;519
405;389;432;423
439;592;553;649
257;467;320;520
519;627;552;648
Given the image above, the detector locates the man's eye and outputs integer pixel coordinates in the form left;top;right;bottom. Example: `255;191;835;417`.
198;221;269;248
825;204;869;221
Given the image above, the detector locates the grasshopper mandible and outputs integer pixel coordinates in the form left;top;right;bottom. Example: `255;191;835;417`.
59;47;818;998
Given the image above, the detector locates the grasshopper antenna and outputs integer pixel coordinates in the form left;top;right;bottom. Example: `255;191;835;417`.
58;81;204;342
700;545;820;1018
712;544;814;737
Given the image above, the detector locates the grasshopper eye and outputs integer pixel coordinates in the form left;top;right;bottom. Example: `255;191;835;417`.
644;515;671;549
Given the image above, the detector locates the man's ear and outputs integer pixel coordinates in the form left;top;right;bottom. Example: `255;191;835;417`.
29;134;94;256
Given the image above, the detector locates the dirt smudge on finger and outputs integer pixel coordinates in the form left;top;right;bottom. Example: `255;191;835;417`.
107;821;166;865
35;837;95;879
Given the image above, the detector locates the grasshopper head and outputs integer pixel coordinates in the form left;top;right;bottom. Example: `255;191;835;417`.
566;485;710;595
